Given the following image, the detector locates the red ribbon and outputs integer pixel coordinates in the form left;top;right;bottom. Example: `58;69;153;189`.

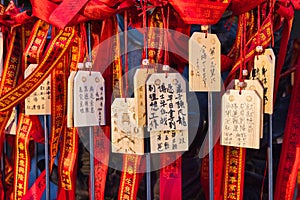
92;17;120;200
229;0;266;15
118;155;143;200
57;128;78;200
0;1;33;28
12;113;35;200
168;0;231;25
160;153;182;200
291;0;300;9
0;27;22;199
21;27;76;200
94;126;110;200
273;1;294;102
274;53;300;200
30;0;135;29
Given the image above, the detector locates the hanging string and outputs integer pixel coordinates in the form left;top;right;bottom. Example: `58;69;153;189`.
238;13;247;94
269;0;275;47
124;10;129;99
81;23;88;63
87;22;93;75
243;14;247;73
238;14;245;83
161;5;170;78
257;5;261;48
140;0;148;63
162;5;169;66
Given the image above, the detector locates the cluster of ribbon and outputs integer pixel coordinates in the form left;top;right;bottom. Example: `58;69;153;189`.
0;0;299;200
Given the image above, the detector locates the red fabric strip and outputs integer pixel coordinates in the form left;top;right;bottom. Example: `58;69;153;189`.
92;18;118;200
168;0;230;25
273;2;294;103
12;113;33;200
56;33;80;200
94;126;110;200
200;156;209;200
30;0;134;29
160;153;182;200
223;147;246;200
224;14;273;86
0;27;76;112
0;27;22;199
274;54;300;200
22;27;76;200
21;170;46;200
230;0;265;15
214;141;225;200
0;1;33;28
118;155;142;200
57;128;78;200
22;20;50;71
49;56;67;171
48;0;89;29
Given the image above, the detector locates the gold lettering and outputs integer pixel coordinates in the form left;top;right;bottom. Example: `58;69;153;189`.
18;167;25;174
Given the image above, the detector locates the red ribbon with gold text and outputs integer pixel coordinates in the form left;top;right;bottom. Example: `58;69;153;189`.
0;27;22;155
57;35;81;199
0;27;22;199
118;155;142;200
12;112;32;200
168;0;230;25
223;147;246;200
0;26;76;113
117;10;144;200
12;19;49;200
57;127;78;200
30;0;134;29
21;26;76;200
211;9;273;200
22;20;50;70
12;113;43;200
224;13;273;86
91;17;121;200
5;20;36;200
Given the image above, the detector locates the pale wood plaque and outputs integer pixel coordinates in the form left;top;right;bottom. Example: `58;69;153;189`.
134;68;154;126
111;98;144;155
227;79;264;138
189;32;221;91
253;48;275;114
25;64;51;115
146;73;188;132
73;71;105;127
221;89;262;149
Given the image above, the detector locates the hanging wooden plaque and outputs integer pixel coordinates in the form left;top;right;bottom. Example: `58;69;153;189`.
67;70;76;128
253;48;275;114
221;89;262;149
189;32;221;91
111;98;144;155
146;73;188;132
227;79;264;138
150;130;188;153
73;71;105;127
134;68;154;126
25;64;51;115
